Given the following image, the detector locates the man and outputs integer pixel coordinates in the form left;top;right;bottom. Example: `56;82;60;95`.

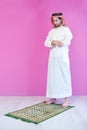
44;12;73;108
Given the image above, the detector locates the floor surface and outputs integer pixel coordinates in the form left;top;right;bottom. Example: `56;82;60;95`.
0;96;87;130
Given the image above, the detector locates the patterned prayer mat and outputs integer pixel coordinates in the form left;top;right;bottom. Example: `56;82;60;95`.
5;102;74;124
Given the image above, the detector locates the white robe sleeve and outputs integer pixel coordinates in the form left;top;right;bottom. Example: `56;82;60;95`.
44;31;52;48
61;27;73;46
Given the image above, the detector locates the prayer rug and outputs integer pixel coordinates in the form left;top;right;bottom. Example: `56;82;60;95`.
5;102;74;124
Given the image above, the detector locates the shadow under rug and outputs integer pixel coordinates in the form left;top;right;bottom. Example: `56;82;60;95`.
5;102;74;124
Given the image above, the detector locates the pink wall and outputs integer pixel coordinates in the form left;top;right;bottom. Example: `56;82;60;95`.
0;0;87;95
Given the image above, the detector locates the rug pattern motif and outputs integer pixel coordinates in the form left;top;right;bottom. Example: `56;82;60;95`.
5;102;74;124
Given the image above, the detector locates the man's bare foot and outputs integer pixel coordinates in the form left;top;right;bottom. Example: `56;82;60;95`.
62;102;69;108
62;98;69;108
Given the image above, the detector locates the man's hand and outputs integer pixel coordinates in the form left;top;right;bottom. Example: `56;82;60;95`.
50;44;55;49
51;40;63;47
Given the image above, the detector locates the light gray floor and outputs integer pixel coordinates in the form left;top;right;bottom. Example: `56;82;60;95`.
0;96;87;130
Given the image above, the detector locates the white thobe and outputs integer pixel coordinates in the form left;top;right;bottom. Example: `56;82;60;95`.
44;26;73;98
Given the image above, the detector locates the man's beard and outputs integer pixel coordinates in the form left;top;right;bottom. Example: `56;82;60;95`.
54;24;61;27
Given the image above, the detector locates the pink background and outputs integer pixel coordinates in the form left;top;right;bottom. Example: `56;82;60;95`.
0;0;87;95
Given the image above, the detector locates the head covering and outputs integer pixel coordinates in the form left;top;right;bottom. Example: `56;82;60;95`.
51;12;66;26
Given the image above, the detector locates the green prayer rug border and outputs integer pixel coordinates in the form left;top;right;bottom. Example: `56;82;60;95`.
5;102;74;124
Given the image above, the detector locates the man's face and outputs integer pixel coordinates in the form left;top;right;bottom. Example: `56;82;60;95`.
52;17;61;27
